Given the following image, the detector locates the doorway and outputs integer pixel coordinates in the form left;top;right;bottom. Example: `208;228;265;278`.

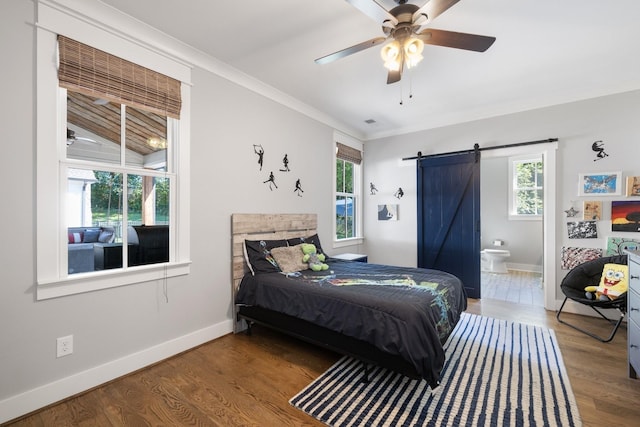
480;143;557;309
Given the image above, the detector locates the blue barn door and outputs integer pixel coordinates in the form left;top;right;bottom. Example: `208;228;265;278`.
417;151;481;298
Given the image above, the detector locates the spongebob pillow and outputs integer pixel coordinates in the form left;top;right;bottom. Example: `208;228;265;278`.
595;263;629;300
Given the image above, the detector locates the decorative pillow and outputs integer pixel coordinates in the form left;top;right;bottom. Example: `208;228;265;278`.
271;244;308;273
83;228;101;243
596;263;629;300
244;239;288;275
127;226;139;245
287;233;324;255
98;228;115;243
68;232;83;244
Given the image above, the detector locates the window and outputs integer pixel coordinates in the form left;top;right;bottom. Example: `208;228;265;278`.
334;135;363;244
36;8;191;299
64;89;173;273
509;155;543;219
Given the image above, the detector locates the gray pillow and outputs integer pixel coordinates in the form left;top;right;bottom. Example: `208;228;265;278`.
83;228;100;243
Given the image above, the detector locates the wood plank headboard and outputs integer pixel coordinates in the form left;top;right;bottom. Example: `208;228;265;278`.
231;213;318;331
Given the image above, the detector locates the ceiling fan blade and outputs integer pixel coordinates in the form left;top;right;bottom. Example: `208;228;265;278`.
413;0;461;26
315;37;387;65
76;136;100;144
387;69;402;85
417;29;496;52
346;0;398;28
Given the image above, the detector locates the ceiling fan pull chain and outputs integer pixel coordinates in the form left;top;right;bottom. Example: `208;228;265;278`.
409;69;414;100
399;80;404;105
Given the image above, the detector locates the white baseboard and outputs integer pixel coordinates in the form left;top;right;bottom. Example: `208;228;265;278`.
0;319;233;424
506;263;543;273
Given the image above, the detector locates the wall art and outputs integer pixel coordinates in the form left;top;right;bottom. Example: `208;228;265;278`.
564;206;579;218
263;171;277;191
253;144;265;171
605;237;640;256
294;179;304;197
578;171;622;196
582;201;602;220
626;176;640;196
567;221;598;238
394;187;404;199
611;200;640;232
591;140;609;161
560;246;603;270
378;204;398;221
279;154;290;172
369;182;378;195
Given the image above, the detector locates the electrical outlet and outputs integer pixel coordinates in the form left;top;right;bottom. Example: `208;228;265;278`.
56;335;73;358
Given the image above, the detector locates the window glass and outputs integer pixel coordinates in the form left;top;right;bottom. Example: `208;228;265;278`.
65;89;173;275
336;158;357;240
511;158;543;218
125;105;168;170
66;92;121;164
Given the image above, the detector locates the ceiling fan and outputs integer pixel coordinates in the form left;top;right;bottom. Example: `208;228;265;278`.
66;129;100;146
315;0;496;84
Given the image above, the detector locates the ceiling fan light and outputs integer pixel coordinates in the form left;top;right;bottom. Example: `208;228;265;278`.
380;41;400;62
404;38;424;69
381;40;402;71
147;136;167;149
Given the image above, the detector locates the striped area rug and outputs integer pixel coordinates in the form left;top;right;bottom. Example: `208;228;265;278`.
290;313;581;427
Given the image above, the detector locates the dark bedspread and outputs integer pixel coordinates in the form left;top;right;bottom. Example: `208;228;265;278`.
236;259;467;386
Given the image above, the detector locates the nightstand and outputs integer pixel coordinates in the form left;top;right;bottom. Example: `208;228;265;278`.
332;253;368;263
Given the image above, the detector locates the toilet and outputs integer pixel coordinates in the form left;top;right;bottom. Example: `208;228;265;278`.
481;249;511;273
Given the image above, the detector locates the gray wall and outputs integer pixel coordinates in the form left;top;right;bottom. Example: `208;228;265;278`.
2;0;640;421
0;1;359;420
362;90;640;295
481;156;543;270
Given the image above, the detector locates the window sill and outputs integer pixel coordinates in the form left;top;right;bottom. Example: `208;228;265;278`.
332;237;364;248
508;214;542;221
36;261;191;300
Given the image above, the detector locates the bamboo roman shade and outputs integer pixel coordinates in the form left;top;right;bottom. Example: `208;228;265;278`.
336;142;362;165
57;35;182;119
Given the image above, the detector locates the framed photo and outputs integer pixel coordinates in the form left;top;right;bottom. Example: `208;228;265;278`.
567;221;598;239
578;171;622;196
582;200;602;220
611;200;640;232
377;204;398;221
626;176;640;196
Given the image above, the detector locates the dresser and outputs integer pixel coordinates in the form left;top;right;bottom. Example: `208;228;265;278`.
628;250;640;379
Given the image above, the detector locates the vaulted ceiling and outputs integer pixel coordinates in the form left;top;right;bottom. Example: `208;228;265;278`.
98;0;640;139
67;91;167;156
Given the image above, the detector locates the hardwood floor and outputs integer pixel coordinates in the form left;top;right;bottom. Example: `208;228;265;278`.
481;270;544;307
5;299;639;426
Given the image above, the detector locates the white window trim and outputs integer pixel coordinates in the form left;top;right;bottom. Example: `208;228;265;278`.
36;1;191;300
508;154;543;221
333;131;364;247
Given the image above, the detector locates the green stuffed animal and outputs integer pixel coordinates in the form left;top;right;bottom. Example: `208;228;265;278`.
301;243;328;271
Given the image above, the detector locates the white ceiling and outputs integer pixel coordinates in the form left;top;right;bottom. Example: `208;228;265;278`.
99;0;640;140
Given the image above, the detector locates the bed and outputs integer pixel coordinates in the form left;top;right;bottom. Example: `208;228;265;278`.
231;213;467;388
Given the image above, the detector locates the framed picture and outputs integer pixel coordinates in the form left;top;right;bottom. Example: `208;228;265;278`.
611;200;640;232
567;221;598;239
377;204;398;221
578;171;622;196
582;200;602;220
626;176;640;196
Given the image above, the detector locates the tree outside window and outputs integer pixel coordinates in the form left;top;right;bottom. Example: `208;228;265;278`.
336;158;356;239
510;156;543;218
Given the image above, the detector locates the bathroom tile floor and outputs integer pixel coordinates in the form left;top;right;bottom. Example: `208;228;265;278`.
481;269;544;307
